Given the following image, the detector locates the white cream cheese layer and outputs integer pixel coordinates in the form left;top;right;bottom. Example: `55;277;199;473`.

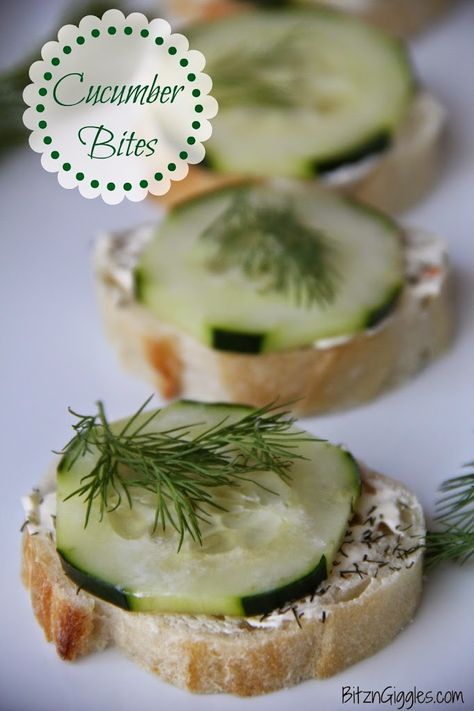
97;220;446;353
22;469;423;633
22;462;57;537
244;471;423;629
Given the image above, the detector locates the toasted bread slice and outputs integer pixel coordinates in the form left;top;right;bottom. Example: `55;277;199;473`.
95;225;451;416
22;468;424;696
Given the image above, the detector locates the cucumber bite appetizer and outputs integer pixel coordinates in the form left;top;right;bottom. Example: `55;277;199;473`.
22;400;425;695
162;6;445;213
96;184;451;415
171;0;454;38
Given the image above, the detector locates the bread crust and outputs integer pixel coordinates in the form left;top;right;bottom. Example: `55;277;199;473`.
21;533;100;660
95;227;452;416
158;93;446;215
169;0;453;36
21;470;424;695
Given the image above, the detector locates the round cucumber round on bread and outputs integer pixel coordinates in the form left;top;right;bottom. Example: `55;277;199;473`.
159;7;446;213
170;0;454;38
21;401;425;694
192;9;414;178
55;401;360;616
136;185;405;352
96;183;452;414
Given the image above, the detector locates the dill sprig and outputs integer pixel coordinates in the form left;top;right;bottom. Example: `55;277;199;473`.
425;465;474;568
200;191;338;308
59;398;316;550
208;29;307;109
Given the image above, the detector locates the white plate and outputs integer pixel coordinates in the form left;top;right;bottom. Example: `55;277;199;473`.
1;1;473;709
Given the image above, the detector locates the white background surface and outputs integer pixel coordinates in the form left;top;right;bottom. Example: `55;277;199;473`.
0;2;473;710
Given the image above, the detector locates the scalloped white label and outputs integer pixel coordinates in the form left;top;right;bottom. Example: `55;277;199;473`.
23;9;218;205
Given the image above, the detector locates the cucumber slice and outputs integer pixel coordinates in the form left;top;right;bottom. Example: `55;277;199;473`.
187;8;414;177
135;185;404;352
56;401;360;616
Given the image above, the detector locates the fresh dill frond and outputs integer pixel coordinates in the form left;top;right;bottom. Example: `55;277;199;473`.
425;465;474;568
208;29;307;109
59;398;317;550
200;191;339;308
425;530;474;568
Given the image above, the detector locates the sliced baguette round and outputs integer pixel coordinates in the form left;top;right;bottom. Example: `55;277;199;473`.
21;468;425;695
95;224;452;416
159;92;446;215
168;0;454;37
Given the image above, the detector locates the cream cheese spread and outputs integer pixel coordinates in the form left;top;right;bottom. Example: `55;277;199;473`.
244;471;422;629
97;223;446;353
22;469;423;633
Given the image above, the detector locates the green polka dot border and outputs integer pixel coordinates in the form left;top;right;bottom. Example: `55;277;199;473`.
24;10;216;203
